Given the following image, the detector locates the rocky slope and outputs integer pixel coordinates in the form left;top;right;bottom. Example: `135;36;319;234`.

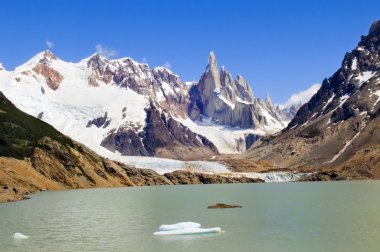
0;91;263;202
237;20;380;179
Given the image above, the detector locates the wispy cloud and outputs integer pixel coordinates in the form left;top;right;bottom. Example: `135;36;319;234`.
280;83;321;109
142;57;148;63
46;40;54;49
95;44;118;58
163;61;171;69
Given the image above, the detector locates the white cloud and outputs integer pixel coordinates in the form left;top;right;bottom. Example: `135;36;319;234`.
142;57;148;63
95;44;118;58
46;40;54;49
280;83;321;109
163;61;171;69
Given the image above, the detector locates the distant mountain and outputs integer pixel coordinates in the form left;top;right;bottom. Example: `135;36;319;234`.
279;83;321;118
243;20;380;178
0;50;296;161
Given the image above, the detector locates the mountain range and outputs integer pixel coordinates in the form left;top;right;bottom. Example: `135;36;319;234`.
0;49;296;163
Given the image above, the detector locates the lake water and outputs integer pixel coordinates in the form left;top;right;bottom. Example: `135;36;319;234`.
1;181;380;252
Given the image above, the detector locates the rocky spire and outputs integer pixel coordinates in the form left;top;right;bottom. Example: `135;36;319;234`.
189;51;289;130
235;74;254;101
265;94;274;109
208;51;217;66
206;51;221;90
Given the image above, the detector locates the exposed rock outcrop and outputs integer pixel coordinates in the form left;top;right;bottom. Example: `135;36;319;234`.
86;112;111;128
32;51;63;90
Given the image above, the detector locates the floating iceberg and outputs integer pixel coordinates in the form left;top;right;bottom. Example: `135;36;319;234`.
13;233;29;239
153;227;221;236
159;222;201;231
154;222;221;236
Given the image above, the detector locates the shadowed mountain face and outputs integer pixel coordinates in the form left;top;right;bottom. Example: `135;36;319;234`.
242;20;380;178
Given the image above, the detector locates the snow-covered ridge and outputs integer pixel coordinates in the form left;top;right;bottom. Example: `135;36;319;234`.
0;50;295;171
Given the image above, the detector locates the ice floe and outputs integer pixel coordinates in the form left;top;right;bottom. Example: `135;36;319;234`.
154;227;222;236
12;233;29;239
154;222;221;236
159;222;201;231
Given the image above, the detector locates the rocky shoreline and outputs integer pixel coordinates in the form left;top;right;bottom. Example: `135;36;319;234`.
4;162;372;203
0;166;263;203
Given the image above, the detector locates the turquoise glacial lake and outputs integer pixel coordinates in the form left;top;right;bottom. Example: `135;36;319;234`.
1;181;380;251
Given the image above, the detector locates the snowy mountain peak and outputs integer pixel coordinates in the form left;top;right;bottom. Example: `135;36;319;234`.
42;50;57;60
87;53;108;67
11;50;64;90
33;50;58;65
15;50;57;71
0;63;4;71
153;66;173;75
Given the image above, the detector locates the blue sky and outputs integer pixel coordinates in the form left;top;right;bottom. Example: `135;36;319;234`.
0;0;379;104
